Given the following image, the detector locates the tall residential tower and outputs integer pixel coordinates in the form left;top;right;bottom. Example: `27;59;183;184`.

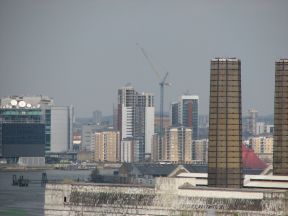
118;85;154;162
171;95;199;140
208;58;242;188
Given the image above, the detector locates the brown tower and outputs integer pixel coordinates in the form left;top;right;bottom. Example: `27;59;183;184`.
273;59;288;175
208;58;242;188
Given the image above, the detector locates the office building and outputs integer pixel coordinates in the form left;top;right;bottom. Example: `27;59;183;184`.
50;106;74;152
94;130;120;162
248;109;258;136
171;95;199;140
208;58;242;188
274;59;288;175
0;96;73;163
163;126;192;162
118;85;154;162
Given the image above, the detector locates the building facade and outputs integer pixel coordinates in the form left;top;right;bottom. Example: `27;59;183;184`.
163;126;192;162
81;124;98;152
94;130;120;162
248;109;258;136
118;85;155;162
0;96;74;162
274;59;288;175
192;139;208;163
171;95;199;140
249;136;273;164
208;58;242;188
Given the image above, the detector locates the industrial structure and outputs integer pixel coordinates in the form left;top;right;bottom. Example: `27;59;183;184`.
274;59;288;175
208;58;242;188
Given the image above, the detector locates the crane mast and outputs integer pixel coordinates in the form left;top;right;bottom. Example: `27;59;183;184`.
137;44;170;157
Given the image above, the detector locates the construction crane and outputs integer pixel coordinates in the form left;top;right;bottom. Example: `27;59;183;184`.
137;43;170;138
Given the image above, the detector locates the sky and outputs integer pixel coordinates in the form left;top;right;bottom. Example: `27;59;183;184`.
0;0;287;117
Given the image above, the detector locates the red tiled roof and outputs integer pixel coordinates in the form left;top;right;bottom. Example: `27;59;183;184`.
242;144;268;169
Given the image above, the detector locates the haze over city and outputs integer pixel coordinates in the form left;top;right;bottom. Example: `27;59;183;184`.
1;0;288;117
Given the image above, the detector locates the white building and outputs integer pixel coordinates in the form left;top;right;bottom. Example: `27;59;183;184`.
118;85;155;162
256;122;265;135
50;106;74;152
121;138;134;162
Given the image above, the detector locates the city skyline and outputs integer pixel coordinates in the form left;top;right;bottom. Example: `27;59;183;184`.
0;0;288;117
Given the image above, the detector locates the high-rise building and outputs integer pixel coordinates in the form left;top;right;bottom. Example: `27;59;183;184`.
249;136;273;164
0;96;74;163
248;109;258;136
92;110;102;125
192;139;208;163
81;124;98;152
118;85;155;162
94;130;120;162
50;106;74;152
256;122;265;135
171;95;199;140
208;58;242;188
120;138;134;162
162;126;192;162
274;59;288;175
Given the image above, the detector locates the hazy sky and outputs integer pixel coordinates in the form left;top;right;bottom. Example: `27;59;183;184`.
0;0;287;117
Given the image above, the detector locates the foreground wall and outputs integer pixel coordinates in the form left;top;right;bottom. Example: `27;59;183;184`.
45;178;288;216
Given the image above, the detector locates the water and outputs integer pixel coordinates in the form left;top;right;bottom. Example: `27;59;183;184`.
0;169;91;216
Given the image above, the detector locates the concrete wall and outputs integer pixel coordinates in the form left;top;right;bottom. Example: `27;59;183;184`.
45;179;288;216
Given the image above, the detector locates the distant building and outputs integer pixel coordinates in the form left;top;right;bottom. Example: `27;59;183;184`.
256;122;265;135
154;115;170;133
81;124;98;152
248;109;258;136
0;96;74;163
274;59;288;175
92;110;102;125
50;106;74;152
163;126;192;162
94;130;120;162
208;58;242;188
120;138;134;162
118;85;154;162
249;136;273;164
171;95;199;140
265;124;274;134
192;139;208;163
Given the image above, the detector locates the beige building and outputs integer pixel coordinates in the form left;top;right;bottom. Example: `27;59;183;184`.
208;58;242;188
249;136;273;164
193;139;208;163
94;130;120;162
274;59;288;175
163;126;192;162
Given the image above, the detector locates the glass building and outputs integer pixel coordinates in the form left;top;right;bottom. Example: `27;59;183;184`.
0;109;46;158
